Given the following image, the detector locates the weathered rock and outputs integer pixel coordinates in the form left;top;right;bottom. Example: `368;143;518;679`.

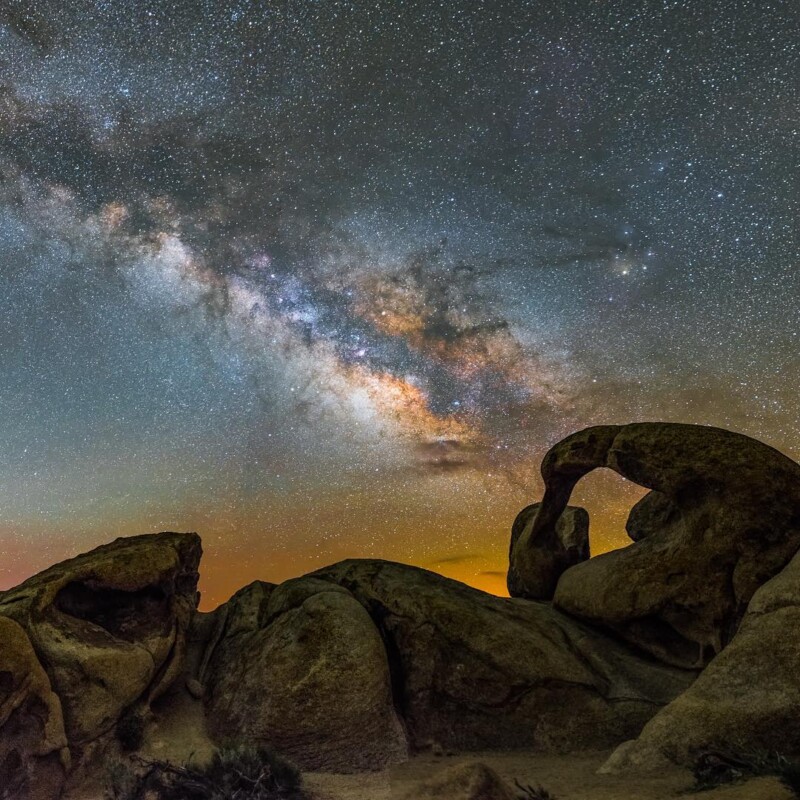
312;559;695;754
204;577;408;772
625;490;681;542
511;423;800;668
0;532;201;746
217;579;276;637
507;502;589;599
189;580;276;687
185;677;204;700
402;762;516;800
602;546;800;772
0;616;68;800
263;576;350;626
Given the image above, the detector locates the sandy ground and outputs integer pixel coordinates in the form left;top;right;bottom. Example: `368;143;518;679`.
65;689;793;800
69;747;793;800
305;751;793;800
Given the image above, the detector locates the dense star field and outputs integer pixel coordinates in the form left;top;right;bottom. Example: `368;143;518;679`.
0;1;797;607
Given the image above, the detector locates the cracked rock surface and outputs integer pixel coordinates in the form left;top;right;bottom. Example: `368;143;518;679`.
6;422;800;797
202;576;408;772
311;559;694;753
604;545;800;772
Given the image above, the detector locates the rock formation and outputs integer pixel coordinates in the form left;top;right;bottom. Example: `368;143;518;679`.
625;489;681;542
0;616;68;800
202;576;408;772
603;544;800;773
3;421;800;798
506;502;589;599
511;423;800;668
0;532;201;797
310;559;694;754
191;558;692;775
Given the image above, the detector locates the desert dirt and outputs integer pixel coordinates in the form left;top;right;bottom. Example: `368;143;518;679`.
68;747;792;800
305;750;792;800
66;689;792;800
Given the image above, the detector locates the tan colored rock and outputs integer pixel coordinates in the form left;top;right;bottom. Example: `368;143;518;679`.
204;577;408;772
602;547;800;772
511;423;800;668
0;616;68;800
507;502;589;599
217;579;276;637
189;580;276;686
0;532;201;745
264;576;350;625
402;762;516;800
313;559;694;754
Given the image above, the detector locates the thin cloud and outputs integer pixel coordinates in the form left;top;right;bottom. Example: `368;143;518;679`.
428;553;483;567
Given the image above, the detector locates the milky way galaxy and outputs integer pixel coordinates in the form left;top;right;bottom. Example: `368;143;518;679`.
0;1;798;606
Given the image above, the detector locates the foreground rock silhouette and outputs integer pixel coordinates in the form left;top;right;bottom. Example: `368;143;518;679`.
0;615;67;800
1;421;800;799
603;544;800;774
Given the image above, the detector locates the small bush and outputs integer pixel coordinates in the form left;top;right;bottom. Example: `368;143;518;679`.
202;744;303;798
104;743;308;800
514;778;558;800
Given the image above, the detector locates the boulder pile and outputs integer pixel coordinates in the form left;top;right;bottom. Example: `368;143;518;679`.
2;422;800;799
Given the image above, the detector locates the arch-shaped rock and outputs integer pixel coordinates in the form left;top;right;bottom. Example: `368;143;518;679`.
510;423;800;668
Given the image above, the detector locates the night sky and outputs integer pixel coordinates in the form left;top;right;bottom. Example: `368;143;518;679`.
0;1;797;608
